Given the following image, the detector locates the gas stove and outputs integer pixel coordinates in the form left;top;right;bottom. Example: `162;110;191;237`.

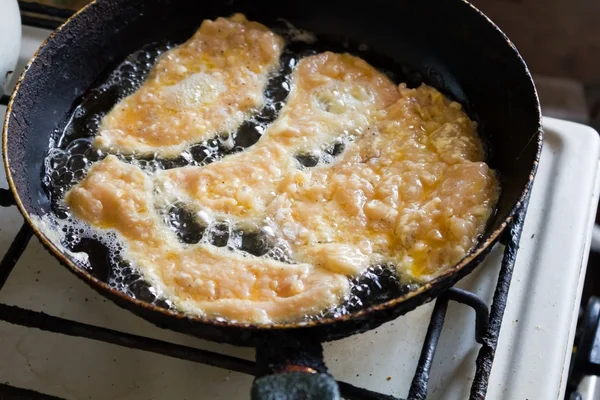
1;4;599;400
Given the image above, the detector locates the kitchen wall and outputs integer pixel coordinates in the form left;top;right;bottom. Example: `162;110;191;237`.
471;0;600;85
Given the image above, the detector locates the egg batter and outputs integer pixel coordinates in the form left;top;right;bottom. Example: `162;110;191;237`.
66;155;348;323
156;55;499;278
278;84;499;277
94;14;284;157
156;52;400;219
65;40;499;322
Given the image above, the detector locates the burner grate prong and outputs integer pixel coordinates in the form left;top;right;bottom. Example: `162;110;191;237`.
446;287;490;344
0;303;257;375
0;188;15;207
407;296;449;400
470;204;528;399
0;223;32;291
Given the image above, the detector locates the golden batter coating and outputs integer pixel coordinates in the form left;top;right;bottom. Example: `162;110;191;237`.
66;156;348;323
94;14;284;157
156;52;400;219
157;61;499;278
278;85;498;277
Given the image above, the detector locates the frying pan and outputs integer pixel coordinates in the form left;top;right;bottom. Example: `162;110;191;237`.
2;0;542;398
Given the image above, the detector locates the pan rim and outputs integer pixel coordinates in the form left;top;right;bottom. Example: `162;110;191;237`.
2;0;543;333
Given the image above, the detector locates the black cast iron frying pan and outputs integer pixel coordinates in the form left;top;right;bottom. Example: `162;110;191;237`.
3;0;542;397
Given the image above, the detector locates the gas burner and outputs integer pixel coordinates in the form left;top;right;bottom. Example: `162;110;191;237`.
0;3;598;399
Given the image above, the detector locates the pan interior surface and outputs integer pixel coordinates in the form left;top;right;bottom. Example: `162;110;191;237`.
4;0;540;341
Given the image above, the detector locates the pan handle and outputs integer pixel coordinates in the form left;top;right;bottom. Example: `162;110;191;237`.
251;333;340;400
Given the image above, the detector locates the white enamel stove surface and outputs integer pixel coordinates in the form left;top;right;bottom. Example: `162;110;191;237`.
0;0;20;97
1;26;599;400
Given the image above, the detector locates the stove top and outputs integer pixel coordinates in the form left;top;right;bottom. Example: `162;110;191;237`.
0;18;599;400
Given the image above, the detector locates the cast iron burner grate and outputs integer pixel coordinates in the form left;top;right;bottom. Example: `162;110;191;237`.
0;4;529;399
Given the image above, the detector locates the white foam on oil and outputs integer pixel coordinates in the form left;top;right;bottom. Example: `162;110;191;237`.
31;209;169;306
32;214;91;268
